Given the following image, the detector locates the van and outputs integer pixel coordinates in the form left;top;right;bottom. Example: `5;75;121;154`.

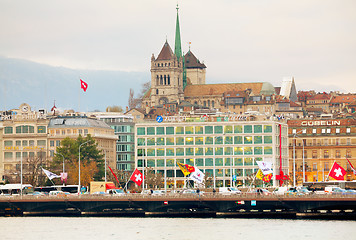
219;187;241;195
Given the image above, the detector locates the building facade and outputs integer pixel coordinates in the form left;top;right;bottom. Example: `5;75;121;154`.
288;117;356;184
135;116;288;189
0;103;49;183
48;116;117;170
96;113;135;172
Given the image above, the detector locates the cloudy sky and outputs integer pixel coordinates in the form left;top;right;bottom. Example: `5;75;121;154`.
1;0;356;93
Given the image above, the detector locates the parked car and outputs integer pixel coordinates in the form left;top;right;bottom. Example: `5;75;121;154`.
250;188;271;195
219;187;241;195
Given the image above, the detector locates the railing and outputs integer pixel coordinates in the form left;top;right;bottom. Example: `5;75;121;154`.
2;192;356;200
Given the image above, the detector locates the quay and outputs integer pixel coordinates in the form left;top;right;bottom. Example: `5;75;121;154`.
1;193;356;219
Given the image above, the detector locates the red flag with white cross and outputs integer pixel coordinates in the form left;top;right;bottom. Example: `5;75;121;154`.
130;168;143;186
328;162;346;180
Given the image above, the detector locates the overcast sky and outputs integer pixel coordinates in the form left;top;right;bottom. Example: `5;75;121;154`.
1;0;356;93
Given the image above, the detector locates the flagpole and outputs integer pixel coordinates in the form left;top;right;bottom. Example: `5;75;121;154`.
124;170;135;192
327;161;336;181
78;79;81;113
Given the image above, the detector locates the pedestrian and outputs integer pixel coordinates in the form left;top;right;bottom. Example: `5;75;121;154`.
213;188;216;195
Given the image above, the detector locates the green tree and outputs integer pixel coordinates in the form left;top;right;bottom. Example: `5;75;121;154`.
52;135;104;186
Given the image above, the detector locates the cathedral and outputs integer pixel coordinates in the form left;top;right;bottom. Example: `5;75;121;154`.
142;6;278;116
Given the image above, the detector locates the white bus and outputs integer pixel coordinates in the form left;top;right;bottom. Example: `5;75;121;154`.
0;184;34;195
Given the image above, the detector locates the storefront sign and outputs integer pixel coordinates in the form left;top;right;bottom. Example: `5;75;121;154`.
301;120;341;127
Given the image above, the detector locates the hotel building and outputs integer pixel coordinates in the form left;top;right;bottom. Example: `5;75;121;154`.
288;117;356;184
135;115;288;189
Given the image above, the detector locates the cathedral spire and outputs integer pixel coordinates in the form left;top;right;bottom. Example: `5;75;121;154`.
174;4;182;60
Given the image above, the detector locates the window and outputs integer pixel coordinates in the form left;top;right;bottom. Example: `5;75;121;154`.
234;147;243;155
224;125;233;134
264;125;272;133
50;140;54;147
346;149;352;158
195;137;204;145
4;141;12;146
244;136;253;144
234;136;242;144
137;127;145;135
336;128;340;134
4;127;13;134
234;125;242;133
346;128;351;133
322;129;326;134
312;129;317;134
312;150;317;159
254;125;262;133
166;127;174;135
327;128;331;134
37;126;46;133
185;126;194;134
335;150;341;158
176;127;184;134
176;137;184;145
166;137;174;145
147;127;155;135
185;137;194;145
205;137;213;144
37;140;46;146
264;136;272;144
195;126;203;134
254;136;262;144
56;140;60;147
264;147;273;155
244;125;252;133
205;126;213;134
214;126;223;134
324;150;329;158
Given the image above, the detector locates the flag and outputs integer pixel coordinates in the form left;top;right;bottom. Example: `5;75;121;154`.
256;169;273;183
262;173;273;183
189;167;205;184
108;166;120;186
256;161;273;175
328;162;346;180
60;172;67;184
256;169;264;181
177;162;192;176
80;79;88;92
347;158;356;174
42;168;60;180
130;168;143;186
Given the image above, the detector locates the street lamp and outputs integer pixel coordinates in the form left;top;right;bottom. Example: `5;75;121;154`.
78;140;90;193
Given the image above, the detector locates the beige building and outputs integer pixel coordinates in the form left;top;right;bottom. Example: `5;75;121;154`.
288;117;356;184
47;116;117;171
0;103;49;183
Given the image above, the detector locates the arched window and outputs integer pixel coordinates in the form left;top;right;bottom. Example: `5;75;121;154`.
212;101;215;108
167;75;170;85
164;75;167;85
208;100;210;107
156;89;159;94
156;75;159;85
160;75;163;85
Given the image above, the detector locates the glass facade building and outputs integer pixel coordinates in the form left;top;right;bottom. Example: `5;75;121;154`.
136;119;288;189
99;115;135;172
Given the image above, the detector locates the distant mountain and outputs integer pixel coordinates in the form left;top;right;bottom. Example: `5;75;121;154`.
0;56;150;112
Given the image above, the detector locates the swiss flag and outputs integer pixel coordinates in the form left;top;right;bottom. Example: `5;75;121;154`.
130;168;143;186
80;79;88;92
328;162;346;180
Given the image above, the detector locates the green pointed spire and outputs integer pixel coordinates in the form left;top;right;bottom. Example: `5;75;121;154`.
174;4;182;60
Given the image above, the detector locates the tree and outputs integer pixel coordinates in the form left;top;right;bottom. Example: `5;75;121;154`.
23;150;47;187
106;105;123;112
52;135;104;186
127;81;150;110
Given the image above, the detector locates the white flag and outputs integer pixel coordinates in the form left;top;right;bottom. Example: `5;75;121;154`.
256;161;273;175
189;167;205;184
42;168;60;180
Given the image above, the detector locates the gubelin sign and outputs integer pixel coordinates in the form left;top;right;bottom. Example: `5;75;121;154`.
301;120;341;127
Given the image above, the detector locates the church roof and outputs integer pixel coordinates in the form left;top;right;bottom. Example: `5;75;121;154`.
157;41;174;60
184;50;206;69
184;82;275;97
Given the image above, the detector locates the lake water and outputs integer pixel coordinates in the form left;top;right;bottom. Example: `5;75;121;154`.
1;217;355;240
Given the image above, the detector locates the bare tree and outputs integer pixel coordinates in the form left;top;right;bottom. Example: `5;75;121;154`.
127;81;151;110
